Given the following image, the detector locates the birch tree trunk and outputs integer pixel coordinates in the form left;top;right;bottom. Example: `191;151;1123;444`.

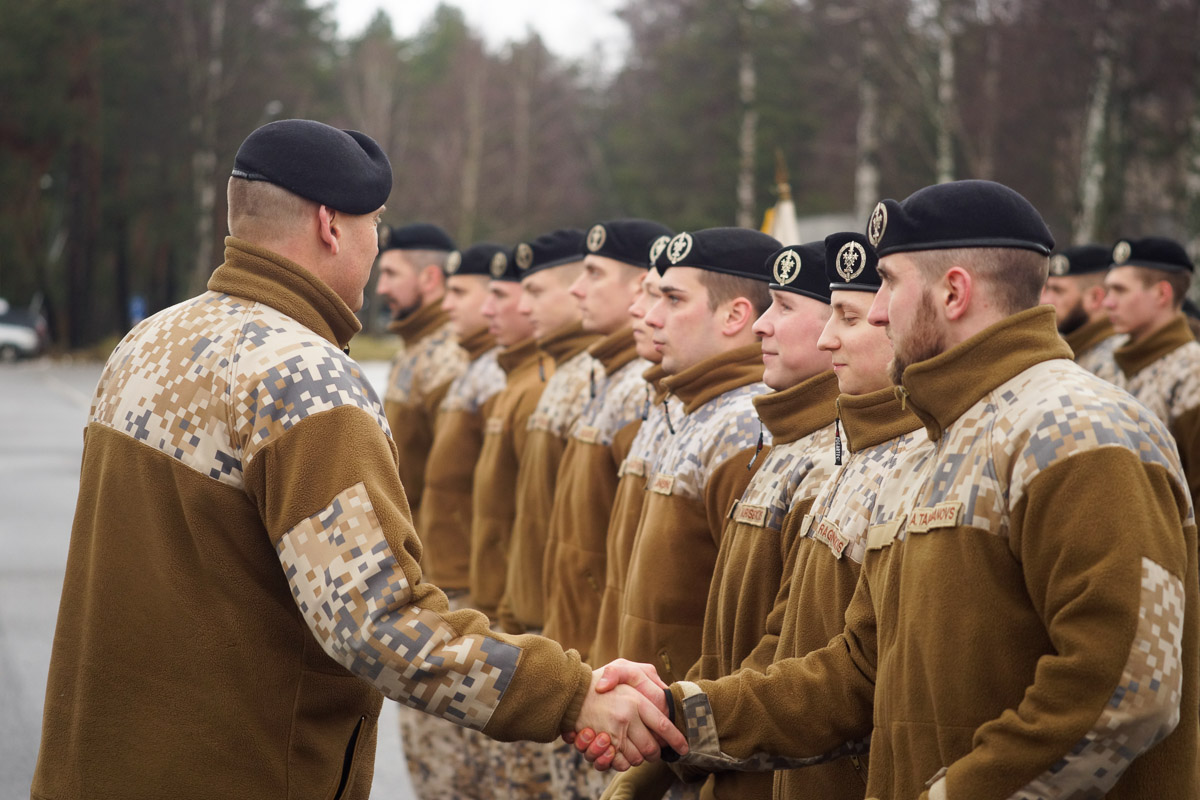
182;0;226;295
934;0;956;184
854;9;881;224
512;47;534;221
458;66;485;245
1074;0;1115;244
1186;4;1200;262
735;1;758;229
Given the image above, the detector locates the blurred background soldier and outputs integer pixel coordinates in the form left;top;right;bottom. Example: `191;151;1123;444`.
543;219;673;799
1105;236;1200;511
1040;243;1124;385
408;243;510;800
376;222;466;520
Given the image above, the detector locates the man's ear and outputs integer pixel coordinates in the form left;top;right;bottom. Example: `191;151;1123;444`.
318;205;339;255
418;263;444;294
721;296;756;337
942;266;973;322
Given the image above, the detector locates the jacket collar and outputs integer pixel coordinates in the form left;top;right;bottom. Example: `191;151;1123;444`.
588;327;640;375
207;237;360;350
459;326;497;361
497;336;541;375
538;321;600;366
837;386;922;452
663;342;765;414
387;301;449;346
753;371;839;444
1114;313;1195;378
899;306;1071;442
1063;316;1117;360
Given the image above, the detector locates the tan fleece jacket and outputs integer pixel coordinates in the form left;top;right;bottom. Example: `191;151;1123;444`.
1062;315;1125;386
468;337;552;619
501;321;600;632
542;328;649;657
417;327;505;590
618;343;769;683
589;365;682;665
668;307;1199;800
383;302;467;517
32;239;592;800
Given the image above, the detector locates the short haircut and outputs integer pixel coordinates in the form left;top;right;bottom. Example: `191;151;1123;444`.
1131;266;1192;309
401;249;452;271
914;247;1048;315
227;177;315;241
698;271;771;317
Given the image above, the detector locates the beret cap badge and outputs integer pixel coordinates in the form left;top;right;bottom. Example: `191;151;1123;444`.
868;202;888;248
1049;254;1070;277
445;251;462;275
490;252;509;278
836;241;868;282
773;249;802;285
667;232;694;264
1113;240;1132;265
515;243;534;272
587;224;607;253
649;235;671;265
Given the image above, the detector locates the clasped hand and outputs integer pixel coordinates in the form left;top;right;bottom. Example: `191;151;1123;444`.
568;659;688;772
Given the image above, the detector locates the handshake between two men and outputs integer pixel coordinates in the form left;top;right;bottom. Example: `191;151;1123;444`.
570;659;683;772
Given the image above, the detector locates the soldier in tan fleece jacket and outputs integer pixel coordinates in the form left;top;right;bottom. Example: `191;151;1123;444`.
1039;243;1124;385
408;243;509;800
32;120;685;800
376;222;467;519
590;250;684;667
1103;236;1200;513
585;180;1199;800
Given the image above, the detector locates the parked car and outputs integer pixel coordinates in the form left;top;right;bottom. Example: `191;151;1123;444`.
0;298;49;361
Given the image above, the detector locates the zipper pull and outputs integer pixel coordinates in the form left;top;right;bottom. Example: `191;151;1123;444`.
641;384;651;420
747;419;764;470
663;398;676;435
834;418;843;466
896;385;908;411
589;363;596;399
538;354;546;382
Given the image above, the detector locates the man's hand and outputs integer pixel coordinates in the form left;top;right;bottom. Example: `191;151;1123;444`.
572;663;688;772
570;660;688;771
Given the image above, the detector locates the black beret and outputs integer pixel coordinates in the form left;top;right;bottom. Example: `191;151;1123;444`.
232;119;391;215
1048;244;1112;277
659;227;782;283
585;219;675;269
514;229;586;278
446;242;509;279
825;232;881;292
867;179;1054;258
767;242;830;304
1111;236;1194;274
379;222;455;253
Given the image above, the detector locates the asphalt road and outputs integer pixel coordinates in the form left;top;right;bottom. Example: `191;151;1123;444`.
0;359;415;799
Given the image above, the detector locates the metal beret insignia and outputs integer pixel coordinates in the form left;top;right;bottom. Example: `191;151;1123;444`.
773;249;801;285
836;241;868;282
516;243;534;272
667;232;693;264
648;235;670;266
1113;240;1131;265
1049;254;1070;277
867;202;887;248
587;224;607;253
445;251;462;275
378;224;392;250
490;251;508;278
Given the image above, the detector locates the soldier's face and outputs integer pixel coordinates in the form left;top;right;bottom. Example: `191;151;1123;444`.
570;255;643;335
628;271;663;363
1103;267;1165;339
442;275;490;339
482;281;534;347
819;290;894;395
376;250;423;317
645;266;726;374
752;289;832;391
518;266;581;339
1041;276;1090;334
870;254;948;385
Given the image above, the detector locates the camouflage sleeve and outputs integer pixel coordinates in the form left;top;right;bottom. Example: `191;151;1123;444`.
238;351;590;742
933;448;1191;798
667;564;877;772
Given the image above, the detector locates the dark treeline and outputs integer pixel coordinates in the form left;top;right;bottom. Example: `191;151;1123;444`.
3;0;1199;348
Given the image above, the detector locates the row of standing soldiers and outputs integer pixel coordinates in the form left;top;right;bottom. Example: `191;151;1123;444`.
379;203;1200;800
